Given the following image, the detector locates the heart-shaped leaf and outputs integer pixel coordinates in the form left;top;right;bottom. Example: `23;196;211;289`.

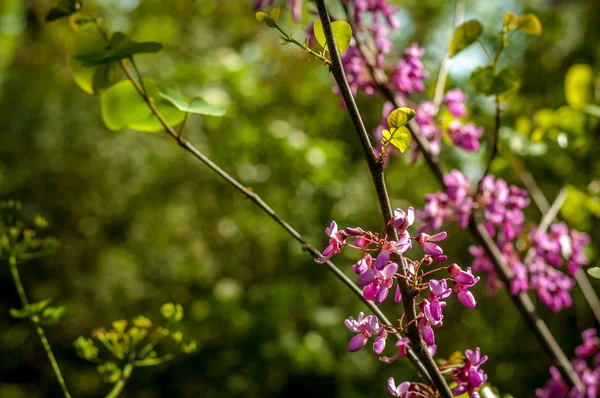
313;20;352;55
101;78;186;132
387;107;416;129
383;127;412;153
449;20;484;57
74;32;162;67
516;14;542;36
69;25;121;94
159;85;226;116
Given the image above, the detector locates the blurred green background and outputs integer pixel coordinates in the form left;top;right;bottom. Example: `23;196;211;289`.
1;0;599;397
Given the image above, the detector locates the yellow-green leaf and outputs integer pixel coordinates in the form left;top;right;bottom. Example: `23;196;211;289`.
313;20;352;55
387;107;416;129
503;12;517;30
101;78;185;132
270;7;281;22
516;13;542;36
564;64;593;108
449;20;484;57
383;127;412;153
256;11;277;28
588;267;600;279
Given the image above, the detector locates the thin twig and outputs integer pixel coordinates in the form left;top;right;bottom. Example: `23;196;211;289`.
476;96;500;194
9;256;72;398
342;3;583;390
316;1;453;396
520;172;600;325
117;59;433;384
432;0;465;113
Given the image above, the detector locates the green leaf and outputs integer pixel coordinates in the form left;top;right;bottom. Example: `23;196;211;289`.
565;64;594;108
587;267;600;279
382;127;412;153
69;25;121;95
313;20;352;55
449;20;484;57
159;85;226;116
10;298;52;319
387;107;416;129
45;0;80;22
255;11;277;28
41;306;67;325
101;78;186;132
74;32;162;67
516;13;542;36
470;66;520;97
494;67;521;98
581;104;600;118
270;7;281;22
470;66;495;95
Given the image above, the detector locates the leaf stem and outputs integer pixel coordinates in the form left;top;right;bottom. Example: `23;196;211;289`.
9;256;72;398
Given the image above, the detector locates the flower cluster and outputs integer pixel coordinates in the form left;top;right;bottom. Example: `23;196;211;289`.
419;170;590;312
316;207;481;395
392;43;428;97
387;347;489;398
537;328;599;397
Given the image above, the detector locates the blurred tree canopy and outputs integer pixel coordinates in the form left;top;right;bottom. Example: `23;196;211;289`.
0;0;598;397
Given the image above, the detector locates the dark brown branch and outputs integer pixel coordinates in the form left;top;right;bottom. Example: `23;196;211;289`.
117;60;434;383
340;6;584;391
315;1;453;396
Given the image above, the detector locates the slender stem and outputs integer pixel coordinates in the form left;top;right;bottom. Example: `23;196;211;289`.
520;172;600;325
342;3;583;389
9;256;72;398
134;354;175;367
116;57;433;383
476;96;501;194
274;25;331;65
315;1;452;396
432;0;465;113
104;363;133;398
476;39;494;65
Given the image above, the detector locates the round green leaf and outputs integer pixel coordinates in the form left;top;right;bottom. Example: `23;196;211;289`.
387;107;416;129
516;14;542;36
470;66;495;95
313;20;352;55
74;32;163;67
101;78;185;132
68;25;120;94
494;67;521;98
383;127;412;153
587;267;600;279
159;85;226;116
449;20;484;57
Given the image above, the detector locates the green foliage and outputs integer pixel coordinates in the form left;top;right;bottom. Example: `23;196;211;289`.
255;11;278;28
564;64;594;108
45;0;81;22
387;107;416;129
100;78;186;132
69;24;121;94
449;20;484;57
74;303;195;384
313;20;352;55
10;298;52;319
74;32;162;67
587;267;600;279
159;85;226;116
382;127;411;153
470;66;520;97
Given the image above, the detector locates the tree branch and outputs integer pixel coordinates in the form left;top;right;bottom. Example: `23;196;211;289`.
117;59;434;384
340;4;584;390
519;172;600;326
315;1;453;396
